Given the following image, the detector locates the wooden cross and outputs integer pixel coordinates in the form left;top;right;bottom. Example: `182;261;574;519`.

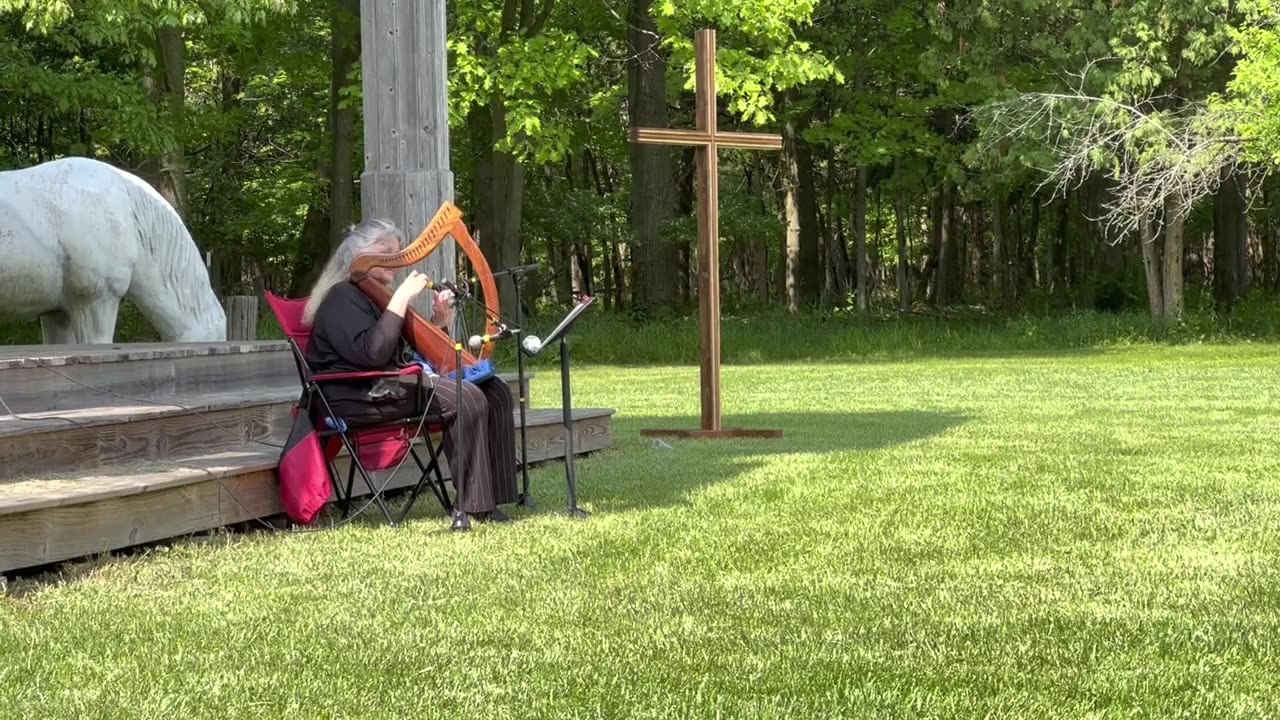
631;29;783;440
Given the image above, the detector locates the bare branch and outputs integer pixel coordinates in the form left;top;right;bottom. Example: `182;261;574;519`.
974;89;1251;242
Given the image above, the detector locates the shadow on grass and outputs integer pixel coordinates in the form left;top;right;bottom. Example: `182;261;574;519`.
539;409;969;515
0;411;961;592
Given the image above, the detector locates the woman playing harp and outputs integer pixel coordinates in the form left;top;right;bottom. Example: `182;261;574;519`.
303;218;518;523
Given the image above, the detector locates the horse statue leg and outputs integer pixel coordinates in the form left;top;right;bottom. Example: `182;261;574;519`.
37;298;121;345
39;311;75;345
67;298;123;344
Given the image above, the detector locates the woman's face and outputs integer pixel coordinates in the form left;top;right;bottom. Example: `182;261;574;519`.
367;236;400;286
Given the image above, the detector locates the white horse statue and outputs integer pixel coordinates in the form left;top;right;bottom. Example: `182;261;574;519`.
0;157;226;344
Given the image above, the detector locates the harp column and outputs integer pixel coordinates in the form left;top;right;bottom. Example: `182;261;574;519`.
360;0;455;312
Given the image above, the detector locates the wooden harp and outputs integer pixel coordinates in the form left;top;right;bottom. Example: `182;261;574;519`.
348;201;500;375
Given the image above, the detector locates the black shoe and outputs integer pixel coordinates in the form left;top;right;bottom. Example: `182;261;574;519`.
476;508;513;524
450;511;471;532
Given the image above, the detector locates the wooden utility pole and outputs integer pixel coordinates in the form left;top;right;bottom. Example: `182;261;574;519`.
630;29;783;440
359;0;455;299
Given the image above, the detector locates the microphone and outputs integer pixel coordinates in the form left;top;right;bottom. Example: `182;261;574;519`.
521;335;543;356
427;278;467;298
492;263;539;279
468;326;518;351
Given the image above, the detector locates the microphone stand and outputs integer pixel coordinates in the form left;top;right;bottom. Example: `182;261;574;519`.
457;265;537;508
448;290;470;532
443;266;542;515
506;267;534;508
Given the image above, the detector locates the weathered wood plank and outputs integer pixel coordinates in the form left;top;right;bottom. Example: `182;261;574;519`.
0;388;293;438
359;0;380;173
0;408;611;515
0;341;285;368
0;350;297;415
0;451;278;516
0;345;530;417
225;296;258;341
371;0;399;174
358;0;454;310
0;410;614;573
0;481;225;571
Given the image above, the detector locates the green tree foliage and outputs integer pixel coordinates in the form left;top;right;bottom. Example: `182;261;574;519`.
4;0;1280;329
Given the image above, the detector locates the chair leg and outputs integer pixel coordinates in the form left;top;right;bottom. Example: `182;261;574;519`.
337;432;397;525
422;433;451;510
396;449;429;525
395;442;449;524
342;460;357;519
325;455;347;517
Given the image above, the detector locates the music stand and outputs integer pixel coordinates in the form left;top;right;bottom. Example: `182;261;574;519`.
522;295;596;519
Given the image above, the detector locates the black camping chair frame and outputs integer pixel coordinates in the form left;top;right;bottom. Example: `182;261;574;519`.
284;338;453;525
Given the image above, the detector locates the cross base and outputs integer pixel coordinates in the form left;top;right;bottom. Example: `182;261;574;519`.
640;428;784;440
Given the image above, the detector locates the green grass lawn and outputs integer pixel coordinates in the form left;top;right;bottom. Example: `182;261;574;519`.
4;345;1280;717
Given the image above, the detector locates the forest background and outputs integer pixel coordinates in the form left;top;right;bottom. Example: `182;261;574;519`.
5;0;1280;349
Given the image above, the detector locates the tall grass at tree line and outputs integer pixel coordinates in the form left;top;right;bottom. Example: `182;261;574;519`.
3;291;1278;365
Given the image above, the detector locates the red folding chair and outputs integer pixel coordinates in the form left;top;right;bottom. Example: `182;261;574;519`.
265;291;452;525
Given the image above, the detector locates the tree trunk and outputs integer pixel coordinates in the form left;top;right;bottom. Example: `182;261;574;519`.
142;25;187;217
971;202;984;300
781;99;820;310
797;130;821;306
573;242;591;296
894;184;910;312
1265;184;1279;293
491;99;524;308
1012;194;1027;299
328;0;360;246
614;241;631;308
555;236;573;303
1163;194;1187;320
289;0;357;296
469;103;495;257
821;157;848;305
676;147;696;305
628;0;675;313
782;120;802;313
1028;195;1041;290
1140;212;1164;320
1050;197;1068;305
748;155;771;303
936;179;952;305
992;192;1006;310
1213;166;1249;308
854;165;869;314
783;174;801;312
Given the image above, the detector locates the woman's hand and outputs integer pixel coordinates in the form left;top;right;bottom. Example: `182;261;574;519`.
433;288;455;327
388;270;430;316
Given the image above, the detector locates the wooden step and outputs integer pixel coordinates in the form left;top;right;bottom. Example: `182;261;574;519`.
0;342;532;415
0;376;531;480
0;342;297;414
0;389;293;481
0;407;614;573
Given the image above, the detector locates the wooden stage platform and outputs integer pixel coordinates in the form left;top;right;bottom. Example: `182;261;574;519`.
0;342;614;574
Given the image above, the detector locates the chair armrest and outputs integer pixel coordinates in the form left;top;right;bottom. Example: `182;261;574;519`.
312;365;423;383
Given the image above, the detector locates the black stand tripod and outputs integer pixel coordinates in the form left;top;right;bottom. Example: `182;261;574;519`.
553;335;588;519
437;266;592;521
521;294;596;520
502;266;535;508
448;296;470;532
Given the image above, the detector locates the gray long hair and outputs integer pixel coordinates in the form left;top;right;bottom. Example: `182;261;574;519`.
303;218;404;325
